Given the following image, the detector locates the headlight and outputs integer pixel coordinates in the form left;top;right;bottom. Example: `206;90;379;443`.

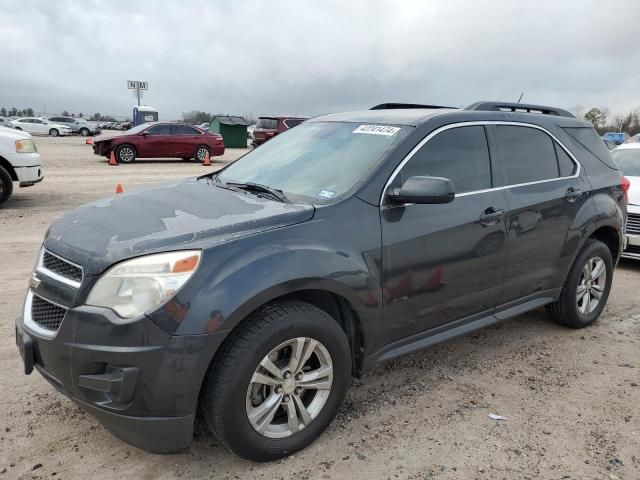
86;250;201;322
15;139;37;153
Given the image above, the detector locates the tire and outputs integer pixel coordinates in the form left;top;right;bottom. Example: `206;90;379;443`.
194;145;210;162
49;128;59;137
0;166;13;208
115;144;136;163
79;128;90;137
545;239;613;328
201;301;351;462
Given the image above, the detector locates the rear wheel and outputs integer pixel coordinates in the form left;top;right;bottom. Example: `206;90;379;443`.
49;128;59;137
546;239;613;328
0;166;13;207
115;144;136;163
194;145;210;162
201;301;351;462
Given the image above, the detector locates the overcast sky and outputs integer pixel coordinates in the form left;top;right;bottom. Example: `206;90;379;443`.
1;0;639;120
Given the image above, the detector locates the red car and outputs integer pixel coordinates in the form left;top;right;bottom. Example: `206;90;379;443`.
251;115;307;147
92;122;225;163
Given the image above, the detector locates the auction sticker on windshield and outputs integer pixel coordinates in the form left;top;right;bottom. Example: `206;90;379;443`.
353;125;401;136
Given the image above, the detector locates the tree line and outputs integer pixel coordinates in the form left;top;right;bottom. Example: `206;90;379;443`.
578;106;640;136
1;107;120;122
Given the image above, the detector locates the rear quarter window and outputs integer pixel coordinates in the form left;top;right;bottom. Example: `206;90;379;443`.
562;127;619;170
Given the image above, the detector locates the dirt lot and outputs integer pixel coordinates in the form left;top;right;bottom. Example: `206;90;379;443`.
1;135;639;480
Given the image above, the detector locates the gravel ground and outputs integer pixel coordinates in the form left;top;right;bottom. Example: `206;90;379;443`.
0;135;639;480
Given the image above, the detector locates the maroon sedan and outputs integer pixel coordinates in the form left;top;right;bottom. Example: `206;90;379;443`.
92;123;225;163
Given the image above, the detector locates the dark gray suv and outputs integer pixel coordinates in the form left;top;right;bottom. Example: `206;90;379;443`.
15;101;627;461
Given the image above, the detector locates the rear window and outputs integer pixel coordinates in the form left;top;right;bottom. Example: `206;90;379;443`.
494;126;559;185
563;127;618;169
173;124;200;135
256;118;278;129
283;119;305;129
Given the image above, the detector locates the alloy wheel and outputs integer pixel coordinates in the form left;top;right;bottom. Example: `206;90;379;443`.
576;256;606;314
246;337;333;439
119;147;135;162
196;147;208;161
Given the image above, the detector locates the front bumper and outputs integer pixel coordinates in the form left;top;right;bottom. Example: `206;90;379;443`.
15;284;227;453
622;233;640;259
16;165;44;186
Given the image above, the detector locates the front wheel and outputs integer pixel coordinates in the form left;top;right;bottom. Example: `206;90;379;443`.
49;128;59;137
115;144;136;163
79;128;90;136
0;166;13;207
201;301;351;461
546;239;613;328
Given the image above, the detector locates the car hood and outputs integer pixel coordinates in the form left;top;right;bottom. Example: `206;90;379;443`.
0;126;31;139
93;131;131;142
44;177;315;275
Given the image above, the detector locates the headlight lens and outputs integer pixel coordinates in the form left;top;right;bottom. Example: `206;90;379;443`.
15;139;37;153
86;250;201;321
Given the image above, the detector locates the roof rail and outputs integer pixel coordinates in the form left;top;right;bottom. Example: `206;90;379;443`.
371;103;454;110
465;101;574;118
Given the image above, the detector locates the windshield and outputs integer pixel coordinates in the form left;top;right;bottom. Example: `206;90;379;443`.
612;148;640;176
218;121;411;203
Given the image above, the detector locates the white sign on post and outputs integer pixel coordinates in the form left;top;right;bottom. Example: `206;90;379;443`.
127;80;149;90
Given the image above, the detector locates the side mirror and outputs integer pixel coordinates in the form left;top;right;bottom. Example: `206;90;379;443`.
141;131;149;136
387;176;455;205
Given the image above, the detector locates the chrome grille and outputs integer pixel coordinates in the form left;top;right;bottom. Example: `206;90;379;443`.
41;250;83;284
626;213;640;235
31;295;67;331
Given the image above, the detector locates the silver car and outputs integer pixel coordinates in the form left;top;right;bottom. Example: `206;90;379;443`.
612;143;640;258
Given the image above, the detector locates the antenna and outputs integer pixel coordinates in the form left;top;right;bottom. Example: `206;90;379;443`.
517;92;525;104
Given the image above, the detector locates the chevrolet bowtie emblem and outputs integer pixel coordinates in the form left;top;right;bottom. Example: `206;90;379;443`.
29;274;41;291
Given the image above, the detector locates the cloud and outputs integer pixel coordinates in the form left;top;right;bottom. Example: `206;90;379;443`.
1;0;639;119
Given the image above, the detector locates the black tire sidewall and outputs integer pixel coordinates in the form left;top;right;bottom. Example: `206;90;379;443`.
564;240;613;327
49;129;58;137
116;144;136;163
0;166;13;207
208;304;351;461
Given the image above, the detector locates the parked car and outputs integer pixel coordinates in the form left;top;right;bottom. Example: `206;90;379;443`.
602;131;629;145
195;122;209;131
247;124;256;139
91;122;225;162
0;126;43;206
46;116;101;136
624;133;640;144
611;143;640;258
0;116;15;129
602;138;617;151
16;101;625;461
251;115;307;147
10;117;72;136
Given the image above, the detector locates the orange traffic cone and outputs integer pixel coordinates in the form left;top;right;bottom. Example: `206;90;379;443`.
85;137;94;145
202;150;211;166
115;183;124;194
109;151;118;166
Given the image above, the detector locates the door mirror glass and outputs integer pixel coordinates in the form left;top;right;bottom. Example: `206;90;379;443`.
387;176;455;205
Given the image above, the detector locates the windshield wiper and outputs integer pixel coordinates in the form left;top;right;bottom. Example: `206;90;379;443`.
225;182;289;203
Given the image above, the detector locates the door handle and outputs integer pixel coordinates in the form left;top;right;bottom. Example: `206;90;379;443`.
479;207;505;226
564;187;582;202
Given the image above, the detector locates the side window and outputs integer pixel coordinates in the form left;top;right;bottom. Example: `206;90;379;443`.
173;125;199;135
400;126;492;194
146;124;172;135
494;126;559;185
555;143;576;177
49;117;62;122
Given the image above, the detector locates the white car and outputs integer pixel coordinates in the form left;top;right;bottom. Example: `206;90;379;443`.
10;117;72;137
0;126;43;207
611;143;640;259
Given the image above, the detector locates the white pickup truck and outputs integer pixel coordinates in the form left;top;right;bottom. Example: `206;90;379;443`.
0;126;43;207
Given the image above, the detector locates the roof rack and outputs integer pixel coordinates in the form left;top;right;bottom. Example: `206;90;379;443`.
370;103;454;110
465;101;574;118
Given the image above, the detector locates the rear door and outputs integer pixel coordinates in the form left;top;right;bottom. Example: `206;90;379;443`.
381;124;508;341
141;124;174;157
490;124;590;305
172;124;202;157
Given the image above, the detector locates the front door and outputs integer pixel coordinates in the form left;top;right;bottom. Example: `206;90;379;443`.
140;124;175;157
381;125;508;342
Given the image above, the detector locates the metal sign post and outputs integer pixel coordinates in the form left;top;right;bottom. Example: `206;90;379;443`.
127;81;149;106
